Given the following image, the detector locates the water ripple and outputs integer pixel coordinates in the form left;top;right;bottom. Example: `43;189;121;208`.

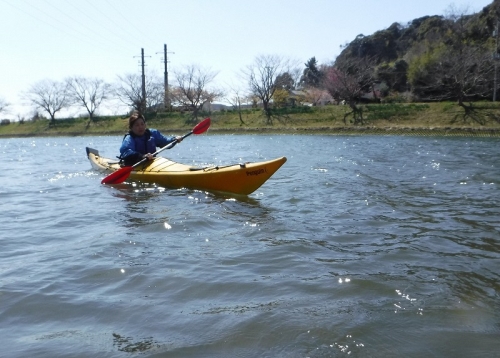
1;135;499;357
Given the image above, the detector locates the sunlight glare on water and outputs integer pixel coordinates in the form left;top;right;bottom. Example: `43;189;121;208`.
0;134;499;357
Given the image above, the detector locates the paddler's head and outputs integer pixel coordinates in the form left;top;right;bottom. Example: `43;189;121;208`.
129;111;147;136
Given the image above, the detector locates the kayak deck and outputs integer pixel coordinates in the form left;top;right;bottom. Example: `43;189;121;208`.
86;147;286;195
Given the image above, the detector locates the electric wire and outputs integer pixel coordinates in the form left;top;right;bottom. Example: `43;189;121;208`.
102;0;154;48
57;0;136;52
80;0;145;50
78;0;162;72
2;0;127;55
2;0;163;76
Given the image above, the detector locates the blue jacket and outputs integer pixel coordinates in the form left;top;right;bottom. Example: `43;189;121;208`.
119;128;176;165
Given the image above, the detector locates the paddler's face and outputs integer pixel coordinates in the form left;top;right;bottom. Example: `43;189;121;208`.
131;118;147;136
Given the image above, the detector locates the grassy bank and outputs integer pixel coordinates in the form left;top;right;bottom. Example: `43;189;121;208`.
2;102;500;138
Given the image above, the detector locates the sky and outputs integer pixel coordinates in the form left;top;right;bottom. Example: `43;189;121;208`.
0;0;494;119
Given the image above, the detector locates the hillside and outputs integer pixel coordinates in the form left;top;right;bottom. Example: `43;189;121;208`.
332;0;499;102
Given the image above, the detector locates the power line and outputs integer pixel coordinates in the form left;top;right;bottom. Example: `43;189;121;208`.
82;0;153;51
61;0;134;52
2;0;127;54
102;0;153;48
41;0;130;52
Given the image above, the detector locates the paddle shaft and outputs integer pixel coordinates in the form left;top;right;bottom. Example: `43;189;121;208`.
129;130;193;170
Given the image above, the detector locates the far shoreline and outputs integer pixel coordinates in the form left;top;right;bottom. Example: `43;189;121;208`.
2;102;500;138
2;126;500;138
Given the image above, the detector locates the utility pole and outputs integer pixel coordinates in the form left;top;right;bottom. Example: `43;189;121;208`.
141;48;147;111
157;44;175;110
134;48;150;112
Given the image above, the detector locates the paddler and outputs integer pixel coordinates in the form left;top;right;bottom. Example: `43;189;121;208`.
119;111;183;165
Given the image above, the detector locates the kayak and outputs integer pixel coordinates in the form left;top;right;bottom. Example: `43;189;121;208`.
86;147;287;195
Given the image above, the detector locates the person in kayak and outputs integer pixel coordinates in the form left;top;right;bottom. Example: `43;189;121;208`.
119;111;183;166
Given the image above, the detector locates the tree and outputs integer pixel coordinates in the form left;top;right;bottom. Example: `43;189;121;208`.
375;59;408;93
114;73;142;112
114;72;164;114
144;73;167;112
273;72;296;108
225;85;247;125
300;57;324;88
407;6;493;123
23;80;71;125
66;76;111;126
288;67;303;89
0;97;9;114
272;88;290;108
243;54;292;124
171;64;223;122
275;72;295;91
324;56;376;124
303;87;332;106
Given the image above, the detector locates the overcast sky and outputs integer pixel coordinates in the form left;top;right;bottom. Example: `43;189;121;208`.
0;0;493;119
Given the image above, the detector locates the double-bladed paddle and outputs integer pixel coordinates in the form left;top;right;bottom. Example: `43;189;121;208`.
101;117;211;185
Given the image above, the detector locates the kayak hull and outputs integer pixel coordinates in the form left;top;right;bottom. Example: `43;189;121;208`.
86;147;286;195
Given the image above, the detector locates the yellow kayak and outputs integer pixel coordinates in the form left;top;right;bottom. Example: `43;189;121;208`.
86;147;287;195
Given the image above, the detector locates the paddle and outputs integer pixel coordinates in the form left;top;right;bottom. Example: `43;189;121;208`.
101;117;211;185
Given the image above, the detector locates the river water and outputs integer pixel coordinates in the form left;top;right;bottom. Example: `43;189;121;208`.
1;134;499;357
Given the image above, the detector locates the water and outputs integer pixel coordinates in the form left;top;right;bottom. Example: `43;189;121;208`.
1;134;499;357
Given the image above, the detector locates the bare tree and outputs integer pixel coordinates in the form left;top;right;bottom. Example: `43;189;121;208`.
436;6;492;122
171;64;223;122
288;67;303;89
243;55;294;124
146;74;167;112
66;76;111;126
408;6;493;123
225;85;247;125
114;72;164;113
114;73;143;112
23;80;71;126
0;97;9;113
432;47;491;116
324;57;376;124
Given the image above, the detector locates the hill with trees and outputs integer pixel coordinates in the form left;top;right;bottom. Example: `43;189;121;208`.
316;0;500;125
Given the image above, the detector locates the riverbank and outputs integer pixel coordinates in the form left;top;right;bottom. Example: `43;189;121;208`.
2;102;500;137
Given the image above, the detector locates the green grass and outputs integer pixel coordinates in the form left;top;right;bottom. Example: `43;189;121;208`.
1;102;500;138
364;103;429;121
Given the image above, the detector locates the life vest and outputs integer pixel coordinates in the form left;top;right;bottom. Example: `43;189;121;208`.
125;129;156;154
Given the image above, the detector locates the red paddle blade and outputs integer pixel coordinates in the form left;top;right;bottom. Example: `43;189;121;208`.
101;166;134;185
193;117;211;135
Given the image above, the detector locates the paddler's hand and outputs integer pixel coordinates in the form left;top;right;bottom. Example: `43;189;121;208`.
143;153;154;160
175;136;183;143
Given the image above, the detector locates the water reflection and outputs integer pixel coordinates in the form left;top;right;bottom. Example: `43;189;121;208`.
107;182;273;231
112;332;157;353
